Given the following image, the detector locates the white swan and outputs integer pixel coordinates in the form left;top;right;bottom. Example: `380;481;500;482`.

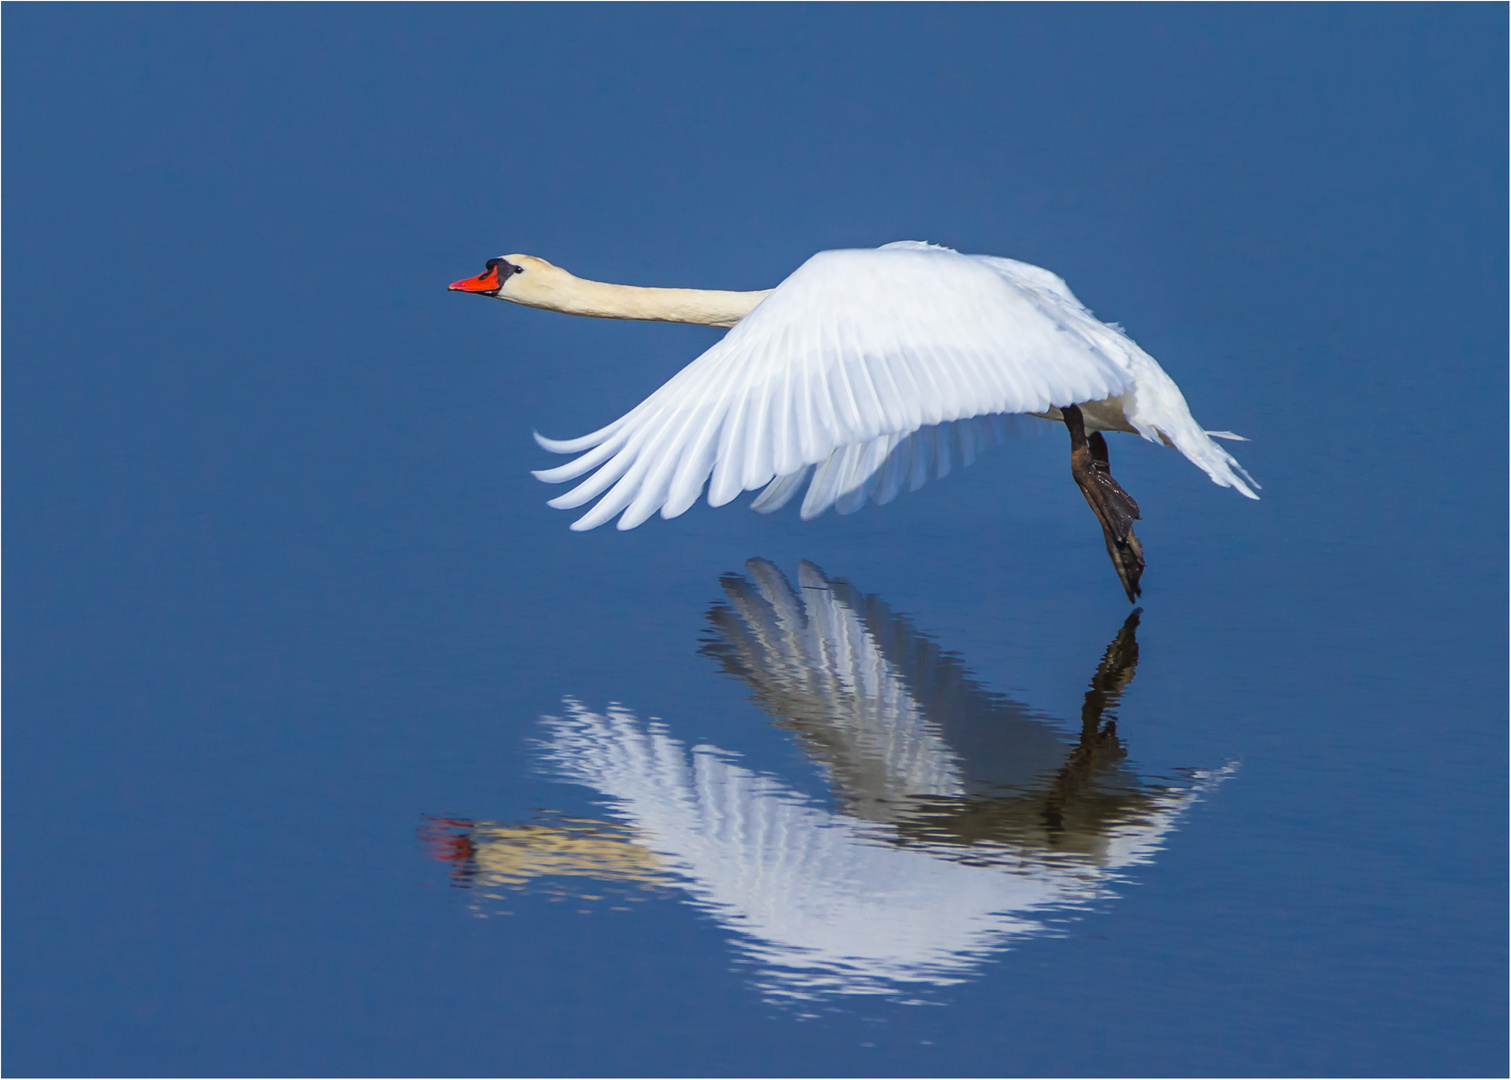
450;242;1257;600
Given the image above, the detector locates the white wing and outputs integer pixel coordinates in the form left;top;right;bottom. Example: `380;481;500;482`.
752;249;1259;512
533;244;1133;530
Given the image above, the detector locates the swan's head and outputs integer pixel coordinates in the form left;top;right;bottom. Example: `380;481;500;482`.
448;254;569;308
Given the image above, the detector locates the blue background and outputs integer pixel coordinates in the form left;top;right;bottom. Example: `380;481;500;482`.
5;5;1505;1076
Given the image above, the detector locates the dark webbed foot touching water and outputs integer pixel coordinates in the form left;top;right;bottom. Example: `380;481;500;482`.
1064;404;1146;602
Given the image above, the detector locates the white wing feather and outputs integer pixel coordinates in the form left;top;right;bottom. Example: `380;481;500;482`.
535;245;1135;530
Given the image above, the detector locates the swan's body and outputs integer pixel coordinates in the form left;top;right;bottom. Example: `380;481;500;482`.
450;242;1257;598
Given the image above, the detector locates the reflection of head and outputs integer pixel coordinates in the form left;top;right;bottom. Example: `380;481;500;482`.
422;814;666;892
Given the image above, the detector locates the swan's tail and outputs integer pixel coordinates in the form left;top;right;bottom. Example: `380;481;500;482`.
1119;358;1259;499
1148;412;1260;499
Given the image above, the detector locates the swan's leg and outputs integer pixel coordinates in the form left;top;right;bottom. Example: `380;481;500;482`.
1064;404;1145;602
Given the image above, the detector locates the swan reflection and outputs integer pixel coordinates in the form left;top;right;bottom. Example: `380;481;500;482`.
427;560;1230;999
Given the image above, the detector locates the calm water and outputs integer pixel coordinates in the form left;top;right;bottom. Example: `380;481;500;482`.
6;7;1506;1077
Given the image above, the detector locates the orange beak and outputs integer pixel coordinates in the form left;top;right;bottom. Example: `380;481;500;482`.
449;265;501;293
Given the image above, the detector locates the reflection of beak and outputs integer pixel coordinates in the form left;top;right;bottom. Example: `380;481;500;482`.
449;266;501;293
419;817;474;859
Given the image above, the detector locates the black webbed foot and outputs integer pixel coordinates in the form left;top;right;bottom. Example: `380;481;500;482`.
1064;405;1146;602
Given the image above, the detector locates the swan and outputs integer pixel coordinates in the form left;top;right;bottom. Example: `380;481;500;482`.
449;242;1257;600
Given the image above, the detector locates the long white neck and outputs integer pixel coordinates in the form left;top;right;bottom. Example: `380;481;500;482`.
500;257;771;328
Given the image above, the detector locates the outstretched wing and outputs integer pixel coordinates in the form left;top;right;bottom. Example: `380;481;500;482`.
534;244;1133;530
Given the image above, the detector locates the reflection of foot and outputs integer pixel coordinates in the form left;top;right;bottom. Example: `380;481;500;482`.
1044;608;1142;828
1064;405;1146;602
1087;608;1142;707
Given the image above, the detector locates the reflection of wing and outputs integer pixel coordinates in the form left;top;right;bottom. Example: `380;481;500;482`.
538;700;1224;999
703;560;1178;856
702;559;967;818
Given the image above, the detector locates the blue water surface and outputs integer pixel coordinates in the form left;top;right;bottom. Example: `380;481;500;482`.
5;6;1506;1077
